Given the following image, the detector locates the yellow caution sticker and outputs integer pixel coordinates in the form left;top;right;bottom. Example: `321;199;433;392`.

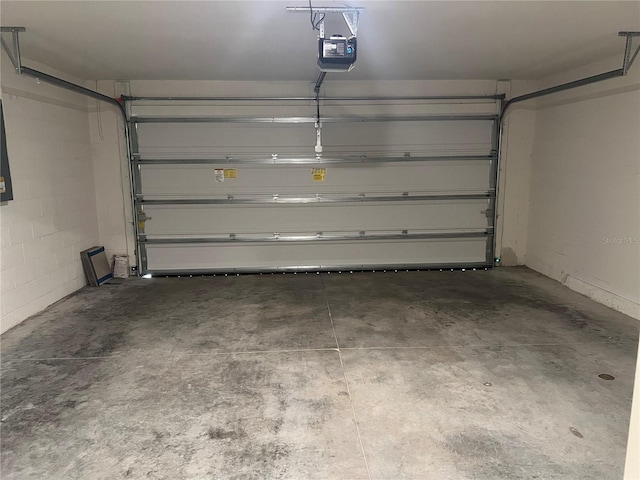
0;176;5;194
224;169;237;179
312;168;326;181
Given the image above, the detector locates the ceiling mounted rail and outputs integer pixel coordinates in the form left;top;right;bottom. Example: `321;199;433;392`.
0;26;126;118
22;66;126;116
501;31;640;118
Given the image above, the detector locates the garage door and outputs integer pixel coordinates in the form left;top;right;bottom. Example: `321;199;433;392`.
126;95;500;275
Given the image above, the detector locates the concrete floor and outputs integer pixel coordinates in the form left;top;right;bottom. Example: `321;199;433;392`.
1;267;638;480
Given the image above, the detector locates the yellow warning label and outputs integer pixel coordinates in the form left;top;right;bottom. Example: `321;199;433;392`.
0;176;5;194
312;168;326;181
224;169;237;179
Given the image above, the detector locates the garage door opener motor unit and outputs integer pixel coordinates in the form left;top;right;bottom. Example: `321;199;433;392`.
287;5;362;72
318;35;357;72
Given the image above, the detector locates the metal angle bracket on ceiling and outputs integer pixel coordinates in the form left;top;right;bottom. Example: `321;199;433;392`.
285;6;363;36
620;31;640;75
342;11;360;37
0;26;25;74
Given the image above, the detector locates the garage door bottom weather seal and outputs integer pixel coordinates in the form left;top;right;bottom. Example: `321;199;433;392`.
144;262;494;277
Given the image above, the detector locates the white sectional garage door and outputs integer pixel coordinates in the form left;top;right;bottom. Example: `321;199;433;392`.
126;96;500;274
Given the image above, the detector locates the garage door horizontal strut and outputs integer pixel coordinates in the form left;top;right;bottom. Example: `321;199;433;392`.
122;94;504;102
131;154;495;165
135;192;495;205
141;230;492;245
129;114;498;124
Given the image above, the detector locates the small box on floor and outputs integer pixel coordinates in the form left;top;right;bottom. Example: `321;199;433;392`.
80;246;113;286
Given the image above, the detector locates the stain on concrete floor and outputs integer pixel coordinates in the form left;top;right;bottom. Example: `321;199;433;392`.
0;267;638;479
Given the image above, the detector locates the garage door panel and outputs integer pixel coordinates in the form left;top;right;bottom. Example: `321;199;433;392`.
130;96;499;273
137;123;314;157
142;201;491;236
321;121;493;155
131;101;497;119
136;120;493;157
144;239;489;272
139;162;492;196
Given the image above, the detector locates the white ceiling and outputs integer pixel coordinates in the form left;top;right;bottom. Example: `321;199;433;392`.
1;0;639;81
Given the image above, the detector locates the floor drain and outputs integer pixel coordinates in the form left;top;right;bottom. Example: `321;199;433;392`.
598;374;615;381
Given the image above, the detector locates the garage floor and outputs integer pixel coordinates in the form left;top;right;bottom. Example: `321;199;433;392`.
1;267;638;480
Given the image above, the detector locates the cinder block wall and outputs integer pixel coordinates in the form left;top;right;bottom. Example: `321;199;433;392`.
526;55;640;320
0;57;99;333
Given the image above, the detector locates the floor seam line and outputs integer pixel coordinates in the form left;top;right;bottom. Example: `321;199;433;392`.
1;355;123;361
338;340;626;351
1;348;342;362
176;348;340;356
321;276;372;480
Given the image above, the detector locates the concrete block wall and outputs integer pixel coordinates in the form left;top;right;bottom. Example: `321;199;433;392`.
0;57;99;334
525;55;640;320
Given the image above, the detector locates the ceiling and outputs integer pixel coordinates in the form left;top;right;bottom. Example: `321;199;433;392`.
1;0;639;81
